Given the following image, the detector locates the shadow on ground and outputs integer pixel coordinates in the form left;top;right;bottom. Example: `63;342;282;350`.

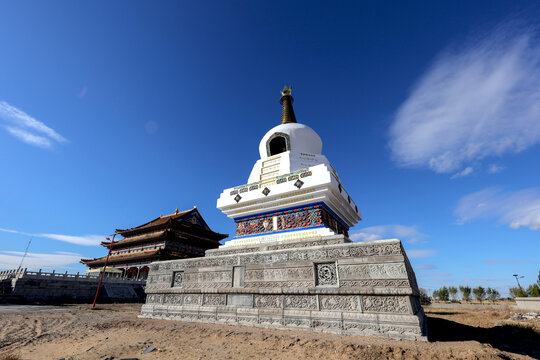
427;316;540;359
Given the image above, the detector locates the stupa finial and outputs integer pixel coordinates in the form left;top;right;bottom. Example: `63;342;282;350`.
280;85;296;124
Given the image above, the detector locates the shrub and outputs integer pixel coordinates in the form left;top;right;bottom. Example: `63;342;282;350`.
509;287;528;298
473;286;486;301
437;286;449;301
486;287;500;301
448;286;458;301
526;283;540;297
459;286;471;301
419;288;432;305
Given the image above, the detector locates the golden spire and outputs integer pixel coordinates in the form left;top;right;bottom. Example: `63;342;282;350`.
175;208;179;214
280;85;297;124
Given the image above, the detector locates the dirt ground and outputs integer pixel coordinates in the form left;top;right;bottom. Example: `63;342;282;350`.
0;304;538;360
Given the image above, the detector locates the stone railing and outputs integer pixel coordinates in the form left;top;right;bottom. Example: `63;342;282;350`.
0;268;145;282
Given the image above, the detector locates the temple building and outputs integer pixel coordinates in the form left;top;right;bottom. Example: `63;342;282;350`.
81;207;227;279
217;86;361;246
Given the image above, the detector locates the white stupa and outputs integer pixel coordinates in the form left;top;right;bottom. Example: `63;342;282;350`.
217;86;361;247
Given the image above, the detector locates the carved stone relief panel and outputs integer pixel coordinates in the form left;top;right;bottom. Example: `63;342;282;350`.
283;295;317;309
203;294;227;306
164;294;183;305
319;295;359;311
339;263;407;280
367;263;407;279
183;294;202;305
254;294;282;308
361;296;409;314
171;271;184;288
339;279;410;288
146;294;163;304
315;263;338;286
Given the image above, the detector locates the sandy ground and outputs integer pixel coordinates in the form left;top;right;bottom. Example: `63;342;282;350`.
0;304;538;360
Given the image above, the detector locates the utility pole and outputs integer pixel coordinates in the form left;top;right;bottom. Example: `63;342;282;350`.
17;238;32;271
92;234;116;309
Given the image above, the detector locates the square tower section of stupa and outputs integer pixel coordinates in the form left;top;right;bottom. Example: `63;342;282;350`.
217;86;361;247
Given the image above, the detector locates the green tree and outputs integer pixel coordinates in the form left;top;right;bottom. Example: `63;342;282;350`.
459;286;472;301
473;286;486;302
432;289;440;300
419;288;432;305
448;286;458;301
438;286;449;301
526;283;540;297
486;287;500;301
509;287;528;298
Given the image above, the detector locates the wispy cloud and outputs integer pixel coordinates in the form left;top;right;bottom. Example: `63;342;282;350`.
416;272;452;278
455;187;540;230
389;23;540;175
0;251;83;271
485;259;528;264
0;101;66;148
414;264;438;270
78;86;87;99
350;224;428;244
0;228;105;246
488;164;504;174
451;166;474;179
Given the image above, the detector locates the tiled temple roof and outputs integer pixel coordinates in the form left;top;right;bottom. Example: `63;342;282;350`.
116;208;196;234
113;207;227;241
80;249;161;267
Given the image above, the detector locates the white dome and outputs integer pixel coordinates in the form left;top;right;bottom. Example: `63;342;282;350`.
259;123;323;159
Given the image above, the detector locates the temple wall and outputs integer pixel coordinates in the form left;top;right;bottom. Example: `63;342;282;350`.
0;269;146;303
140;236;427;340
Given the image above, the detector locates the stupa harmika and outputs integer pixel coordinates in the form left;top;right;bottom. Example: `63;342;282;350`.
140;87;427;340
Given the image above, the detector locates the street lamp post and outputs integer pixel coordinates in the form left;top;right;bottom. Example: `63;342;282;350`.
513;274;524;289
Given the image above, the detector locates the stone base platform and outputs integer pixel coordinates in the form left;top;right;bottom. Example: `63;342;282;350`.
139;235;427;341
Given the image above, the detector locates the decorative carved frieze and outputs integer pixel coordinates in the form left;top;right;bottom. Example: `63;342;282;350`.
339;263;407;280
284;295;317;309
146;294;163;304
203;294;226;306
245;280;313;288
339;279;410;288
164;294;183;305
254;294;282;308
245;267;312;282
319;295;359;311
361;296;409;314
183;294;202;305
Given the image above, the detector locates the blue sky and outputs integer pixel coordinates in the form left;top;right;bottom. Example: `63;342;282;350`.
0;1;539;295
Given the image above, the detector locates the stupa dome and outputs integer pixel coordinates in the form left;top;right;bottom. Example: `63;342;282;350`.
258;122;323;159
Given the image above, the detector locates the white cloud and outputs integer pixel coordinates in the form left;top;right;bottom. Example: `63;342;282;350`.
0;228;105;246
485;259;528;264
0;251;82;270
414;264;438;270
350;224;428;244
389;24;540;174
455;187;540;230
451;166;474;179
488;164;504;174
0;101;66;148
416;272;452;278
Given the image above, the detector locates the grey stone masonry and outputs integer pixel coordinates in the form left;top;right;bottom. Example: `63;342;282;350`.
0;268;145;303
139;236;427;340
